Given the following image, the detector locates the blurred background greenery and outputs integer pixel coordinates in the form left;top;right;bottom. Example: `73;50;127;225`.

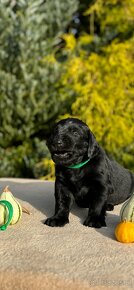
0;0;134;179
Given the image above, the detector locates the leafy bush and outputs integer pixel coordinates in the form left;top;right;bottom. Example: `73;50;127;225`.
0;0;133;178
0;0;78;177
58;1;134;172
0;138;49;178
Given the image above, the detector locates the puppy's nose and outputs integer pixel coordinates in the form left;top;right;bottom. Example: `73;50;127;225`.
57;140;63;147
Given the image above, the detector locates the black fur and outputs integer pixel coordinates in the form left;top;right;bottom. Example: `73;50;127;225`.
44;118;134;228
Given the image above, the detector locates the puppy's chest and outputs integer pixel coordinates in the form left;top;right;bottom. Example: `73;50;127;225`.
68;171;91;198
71;179;91;208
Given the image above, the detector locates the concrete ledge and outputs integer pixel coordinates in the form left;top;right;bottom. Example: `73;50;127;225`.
0;178;133;290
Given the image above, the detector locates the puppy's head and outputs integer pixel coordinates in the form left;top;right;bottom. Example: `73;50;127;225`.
46;118;99;166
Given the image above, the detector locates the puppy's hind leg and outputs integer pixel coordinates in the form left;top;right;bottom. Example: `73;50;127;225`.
83;184;107;228
84;206;106;228
105;204;114;211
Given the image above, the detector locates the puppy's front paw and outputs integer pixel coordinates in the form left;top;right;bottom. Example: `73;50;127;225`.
44;216;69;227
83;216;106;228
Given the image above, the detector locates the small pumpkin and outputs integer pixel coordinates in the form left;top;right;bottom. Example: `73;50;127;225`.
115;220;134;243
120;192;134;222
0;186;22;225
0;186;31;231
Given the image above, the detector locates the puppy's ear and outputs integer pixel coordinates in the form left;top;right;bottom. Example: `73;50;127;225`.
88;131;99;159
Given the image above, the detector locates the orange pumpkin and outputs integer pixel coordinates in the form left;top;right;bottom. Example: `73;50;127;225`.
115;220;134;243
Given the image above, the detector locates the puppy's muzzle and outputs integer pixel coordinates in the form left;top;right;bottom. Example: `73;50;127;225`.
53;152;71;158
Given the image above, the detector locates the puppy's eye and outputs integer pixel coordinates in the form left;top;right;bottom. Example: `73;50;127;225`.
73;131;79;136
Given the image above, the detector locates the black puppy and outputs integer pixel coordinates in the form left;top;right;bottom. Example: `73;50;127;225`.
45;118;134;228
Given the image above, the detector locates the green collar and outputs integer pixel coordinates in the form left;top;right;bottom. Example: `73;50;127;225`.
66;158;90;169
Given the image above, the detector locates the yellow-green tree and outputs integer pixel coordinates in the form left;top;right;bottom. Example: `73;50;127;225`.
57;0;134;171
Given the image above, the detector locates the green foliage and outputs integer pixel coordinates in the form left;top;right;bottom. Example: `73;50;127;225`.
0;0;78;177
0;0;134;178
0;0;78;147
85;0;134;42
58;1;134;172
0;138;50;178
